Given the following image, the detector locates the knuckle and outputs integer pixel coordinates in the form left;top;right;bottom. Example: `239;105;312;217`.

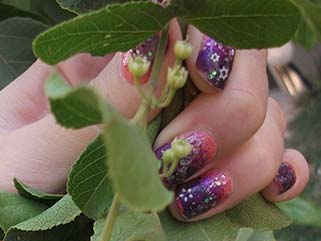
229;88;267;135
255;138;283;183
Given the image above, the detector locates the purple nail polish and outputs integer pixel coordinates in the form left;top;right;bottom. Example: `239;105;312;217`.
275;162;296;194
155;131;217;186
196;36;235;89
175;171;232;219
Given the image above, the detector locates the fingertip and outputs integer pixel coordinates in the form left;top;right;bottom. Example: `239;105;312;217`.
186;25;235;93
262;149;310;202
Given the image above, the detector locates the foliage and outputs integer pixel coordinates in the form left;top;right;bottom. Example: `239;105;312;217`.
291;0;321;49
0;0;318;240
0;0;74;89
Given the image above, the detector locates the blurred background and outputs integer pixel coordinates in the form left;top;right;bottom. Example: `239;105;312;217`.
268;42;321;240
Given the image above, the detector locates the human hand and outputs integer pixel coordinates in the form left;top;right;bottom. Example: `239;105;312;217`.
0;20;309;222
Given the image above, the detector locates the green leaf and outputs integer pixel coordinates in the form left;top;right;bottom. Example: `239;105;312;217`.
46;74;172;213
57;0;128;14
45;72;109;128
291;0;321;41
0;192;48;233
236;228;255;241
160;210;239;241
48;73;172;212
0;0;31;12
0;3;41;21
105;118;173;212
236;228;275;241
68;136;114;220
33;1;173;65
226;194;292;231
67;116;162;220
91;218;104;241
293;19;317;49
0;17;48;90
147;114;162;144
277;197;321;227
14;178;63;205
92;209;166;241
9;194;81;232
4;215;93;241
161;201;279;241
247;231;275;241
173;0;301;49
30;0;75;24
34;0;301;65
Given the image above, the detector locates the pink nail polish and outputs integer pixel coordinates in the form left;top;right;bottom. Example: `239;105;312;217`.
155;131;217;186
175;171;232;219
121;34;160;84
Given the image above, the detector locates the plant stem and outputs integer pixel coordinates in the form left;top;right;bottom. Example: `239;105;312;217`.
134;76;150;103
101;193;121;241
158;88;176;108
132;25;169;126
149;24;169;88
132;101;150;127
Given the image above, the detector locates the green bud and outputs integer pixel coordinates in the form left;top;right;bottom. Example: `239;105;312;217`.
128;55;151;78
162;149;176;164
167;66;188;89
174;40;193;60
171;139;192;159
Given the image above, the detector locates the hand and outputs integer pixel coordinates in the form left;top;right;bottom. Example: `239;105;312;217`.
0;20;309;222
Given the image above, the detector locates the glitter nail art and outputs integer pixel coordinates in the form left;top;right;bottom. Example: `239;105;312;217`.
275;162;296;194
196;36;235;89
121;34;159;83
175;171;232;219
155;131;217;186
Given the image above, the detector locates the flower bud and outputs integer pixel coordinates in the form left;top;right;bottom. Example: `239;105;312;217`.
167;66;188;89
174;40;193;60
127;55;151;78
162;149;176;164
171;139;192;159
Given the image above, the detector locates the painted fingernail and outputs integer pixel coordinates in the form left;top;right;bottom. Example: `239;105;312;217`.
121;34;159;83
275;162;296;194
175;171;232;219
155;131;217;186
196;36;235;90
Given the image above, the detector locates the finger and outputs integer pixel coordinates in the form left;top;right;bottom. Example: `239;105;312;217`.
154;49;269;186
0;54;112;132
168;98;286;221
186;26;235;93
57;53;114;85
0;20;182;193
261;149;310;202
0;115;100;193
90;19;181;119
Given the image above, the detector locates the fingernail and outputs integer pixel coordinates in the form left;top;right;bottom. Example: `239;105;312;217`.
155;131;217;186
175;171;232;219
275;162;296;194
121;34;159;84
196;36;235;90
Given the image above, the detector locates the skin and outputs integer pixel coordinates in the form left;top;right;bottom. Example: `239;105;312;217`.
0;20;310;221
